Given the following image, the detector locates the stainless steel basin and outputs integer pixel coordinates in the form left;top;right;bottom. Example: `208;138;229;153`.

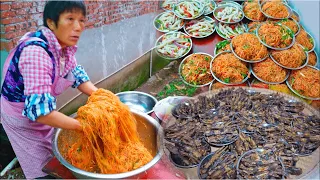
52;110;163;179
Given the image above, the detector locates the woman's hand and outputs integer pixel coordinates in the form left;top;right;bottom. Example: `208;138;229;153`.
77;81;98;96
36;111;82;130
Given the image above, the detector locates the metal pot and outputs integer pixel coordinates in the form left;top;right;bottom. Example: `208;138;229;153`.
52;110;164;179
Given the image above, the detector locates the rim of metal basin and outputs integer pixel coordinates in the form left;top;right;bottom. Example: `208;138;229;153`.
250;60;290;85
213;4;244;24
269;44;309;70
179;52;214;87
183;16;216;39
155;31;193;60
286;65;320;100
210;51;251;85
173;0;204;20
259;1;292;20
153;11;185;33
256;22;295;50
230;38;269;63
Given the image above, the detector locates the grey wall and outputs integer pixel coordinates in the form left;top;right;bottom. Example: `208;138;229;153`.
56;12;160;108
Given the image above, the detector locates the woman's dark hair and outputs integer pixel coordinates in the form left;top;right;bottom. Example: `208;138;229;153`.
43;1;86;28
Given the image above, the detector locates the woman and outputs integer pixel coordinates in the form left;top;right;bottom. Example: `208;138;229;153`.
1;1;97;178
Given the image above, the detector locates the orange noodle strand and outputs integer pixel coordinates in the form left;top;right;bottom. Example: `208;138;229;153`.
64;89;153;174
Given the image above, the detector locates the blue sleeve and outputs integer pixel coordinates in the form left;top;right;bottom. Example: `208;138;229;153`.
71;65;90;88
22;93;56;121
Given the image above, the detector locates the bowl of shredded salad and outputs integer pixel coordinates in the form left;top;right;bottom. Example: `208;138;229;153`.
173;0;204;20
184;16;215;38
215;22;247;40
286;65;320;100
161;0;179;11
154;11;185;33
213;5;244;24
179;52;214;87
210;51;250;85
155;32;192;60
198;0;216;15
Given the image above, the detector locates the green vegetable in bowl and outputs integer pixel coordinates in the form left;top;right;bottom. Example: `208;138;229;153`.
224;78;230;83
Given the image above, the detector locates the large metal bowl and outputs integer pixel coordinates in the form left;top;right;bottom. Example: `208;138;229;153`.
116;91;158;114
52;110;164;179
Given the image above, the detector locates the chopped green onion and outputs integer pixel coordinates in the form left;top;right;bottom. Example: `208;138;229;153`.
224;78;230;83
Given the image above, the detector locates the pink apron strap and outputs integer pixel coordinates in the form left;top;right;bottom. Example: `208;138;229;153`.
1;37;45;86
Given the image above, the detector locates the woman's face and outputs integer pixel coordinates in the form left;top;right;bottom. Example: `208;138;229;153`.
48;10;85;48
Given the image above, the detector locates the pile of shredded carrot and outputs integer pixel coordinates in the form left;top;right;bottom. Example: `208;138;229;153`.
308;52;317;66
278;19;299;34
243;1;266;21
181;54;213;85
247;21;262;33
290;67;320;98
291;13;299;22
232;33;268;61
258;22;293;48
253;57;287;82
296;29;314;51
65;89;153;174
270;43;306;68
211;52;249;83
262;1;289;18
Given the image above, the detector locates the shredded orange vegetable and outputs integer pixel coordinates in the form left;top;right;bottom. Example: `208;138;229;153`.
65;89;153;174
308;52;317;66
211;53;249;83
261;1;289;18
278;19;299;34
232;33;268;61
248;21;263;33
253;57;287;82
243;1;266;21
290;67;320;98
181;54;213;85
258;22;293;48
270;43;306;68
296;29;314;51
291;13;299;22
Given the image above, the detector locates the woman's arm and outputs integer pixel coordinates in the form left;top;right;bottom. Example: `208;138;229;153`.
77;81;98;96
37;111;82;130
